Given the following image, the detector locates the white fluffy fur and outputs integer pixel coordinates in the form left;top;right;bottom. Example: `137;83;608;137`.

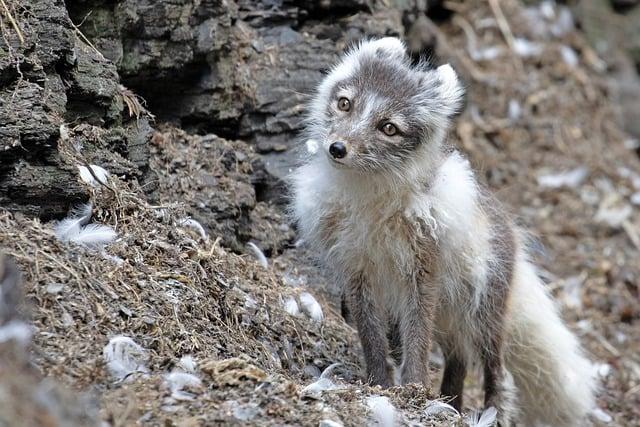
291;37;596;426
506;254;596;426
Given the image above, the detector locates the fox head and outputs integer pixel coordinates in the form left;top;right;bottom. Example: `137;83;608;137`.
306;37;464;175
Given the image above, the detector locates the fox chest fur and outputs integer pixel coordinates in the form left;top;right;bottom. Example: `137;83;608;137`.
317;194;432;311
298;157;492;324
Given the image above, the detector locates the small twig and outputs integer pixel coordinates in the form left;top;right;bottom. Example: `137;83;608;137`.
453;15;479;57
0;0;24;45
81;159;117;196
488;0;516;52
442;0;467;14
488;0;525;74
69;19;105;60
622;220;640;251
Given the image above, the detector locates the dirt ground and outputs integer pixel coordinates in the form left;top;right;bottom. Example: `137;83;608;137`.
1;0;639;426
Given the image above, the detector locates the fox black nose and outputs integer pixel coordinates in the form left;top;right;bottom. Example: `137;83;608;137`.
329;141;347;159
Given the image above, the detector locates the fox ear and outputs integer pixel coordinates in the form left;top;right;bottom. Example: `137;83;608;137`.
435;64;465;117
359;37;408;62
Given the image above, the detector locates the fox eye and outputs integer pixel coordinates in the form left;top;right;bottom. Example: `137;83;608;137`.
337;97;351;112
380;123;397;136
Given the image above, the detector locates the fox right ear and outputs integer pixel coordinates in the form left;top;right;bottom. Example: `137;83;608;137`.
435;64;465;117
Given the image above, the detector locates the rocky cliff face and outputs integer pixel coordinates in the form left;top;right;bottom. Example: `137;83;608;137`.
0;0;433;244
0;0;156;219
63;0;423;178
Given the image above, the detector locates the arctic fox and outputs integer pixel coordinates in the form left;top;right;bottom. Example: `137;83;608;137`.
290;38;596;426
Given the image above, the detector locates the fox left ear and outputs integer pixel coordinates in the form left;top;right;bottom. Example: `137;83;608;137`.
360;37;408;62
435;64;465;116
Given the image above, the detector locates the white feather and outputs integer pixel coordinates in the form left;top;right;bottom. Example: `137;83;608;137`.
59;124;70;142
178;217;208;240
68;223;117;248
283;296;300;316
302;363;342;394
466;407;497;427
366;395;397;427
53;203;93;242
590;408;612;423
537;167;588;189
0;320;32;346
424;400;460;417
103;336;148;382
302;377;338;394
246;242;268;269
163;371;202;401
513;38;543;57
78;164;110;187
299;291;323;322
176;355;197;373
102;252;124;265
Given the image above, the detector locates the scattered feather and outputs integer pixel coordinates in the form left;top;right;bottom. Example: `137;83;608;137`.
59;124;70;142
178;217;208;240
624;138;639;150
103;336;149;382
594;362;612;378
366;395;397;427
424;400;460;417
559;45;578;67
224;400;260;421
102;252;125;265
576;319;592;333
466;406;497;427
164;371;202;401
539;0;554;19
302;363;342;394
507;99;521;121
246;242;268;269
0;320;32;346
68;223;117;248
54;204;117;248
550;7;574;37
590;408;612;423
283;296;299;316
523;1;574;38
470;45;503;62
617;167;640;189
77;164;110;187
46;283;64;295
561;275;584;309
302;376;337;394
595;203;632;229
319;420;343;427
513;38;542;58
631;192;640;206
244;295;258;310
537;167;588;189
176;355;197;373
299;291;323;322
53;203;93;241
